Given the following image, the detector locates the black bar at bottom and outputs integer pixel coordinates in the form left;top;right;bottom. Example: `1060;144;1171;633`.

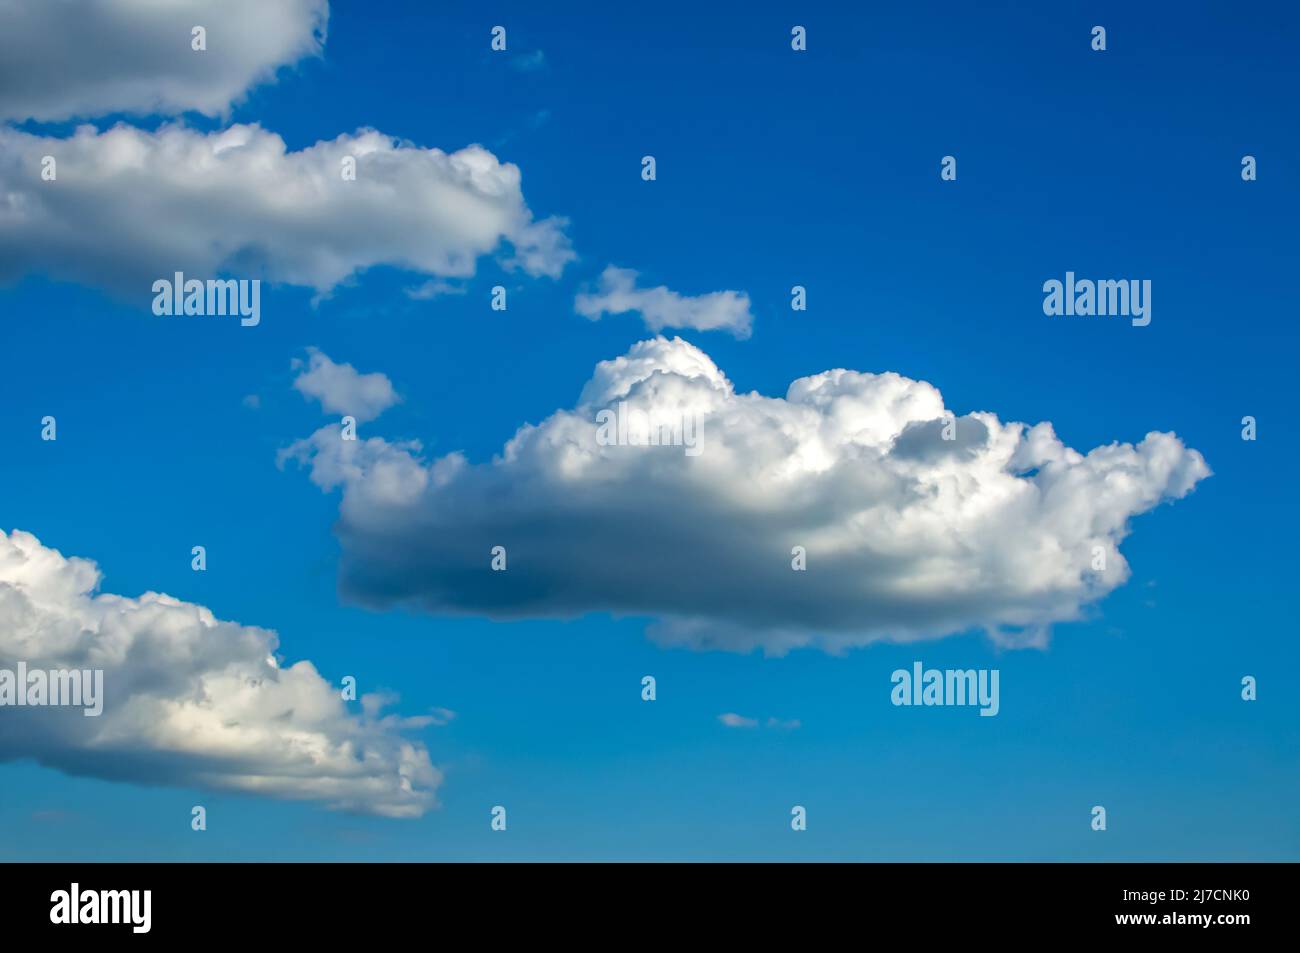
3;862;1283;939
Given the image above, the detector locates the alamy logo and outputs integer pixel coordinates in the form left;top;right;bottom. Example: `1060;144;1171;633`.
0;662;103;716
1042;272;1151;326
151;272;261;327
50;884;151;933
891;662;1000;716
595;401;703;456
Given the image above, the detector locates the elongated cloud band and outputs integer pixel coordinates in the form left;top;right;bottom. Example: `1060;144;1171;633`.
0;0;329;121
0;529;439;817
0;123;574;295
576;265;754;338
283;338;1210;654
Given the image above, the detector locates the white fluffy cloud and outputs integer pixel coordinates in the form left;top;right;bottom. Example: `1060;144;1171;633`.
0;0;329;122
576;266;754;338
294;348;399;423
282;337;1210;655
0;529;439;817
0;122;574;295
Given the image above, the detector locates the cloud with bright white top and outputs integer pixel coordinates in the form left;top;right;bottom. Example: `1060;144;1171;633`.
0;123;574;297
0;528;440;818
282;337;1210;655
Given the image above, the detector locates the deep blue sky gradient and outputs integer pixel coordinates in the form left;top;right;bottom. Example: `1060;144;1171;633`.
1;0;1296;859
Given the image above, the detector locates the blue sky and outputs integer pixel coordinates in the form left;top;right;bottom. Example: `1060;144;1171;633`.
0;0;1296;860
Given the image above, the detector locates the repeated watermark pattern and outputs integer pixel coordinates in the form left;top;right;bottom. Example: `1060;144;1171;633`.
0;3;1285;886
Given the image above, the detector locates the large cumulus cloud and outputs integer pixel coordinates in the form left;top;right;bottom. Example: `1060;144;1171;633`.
0;0;329;122
282;338;1210;654
0;529;439;817
0;122;574;295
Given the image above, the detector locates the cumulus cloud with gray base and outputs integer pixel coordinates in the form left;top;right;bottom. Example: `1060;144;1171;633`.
282;338;1210;655
0;2;573;300
0;123;574;296
0;0;329;122
0;529;440;817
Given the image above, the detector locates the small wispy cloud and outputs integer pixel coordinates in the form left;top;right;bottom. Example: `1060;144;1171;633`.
718;712;759;729
718;713;801;730
291;347;400;423
510;50;547;72
405;279;468;301
428;707;457;727
576;265;754;338
492;109;553;148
